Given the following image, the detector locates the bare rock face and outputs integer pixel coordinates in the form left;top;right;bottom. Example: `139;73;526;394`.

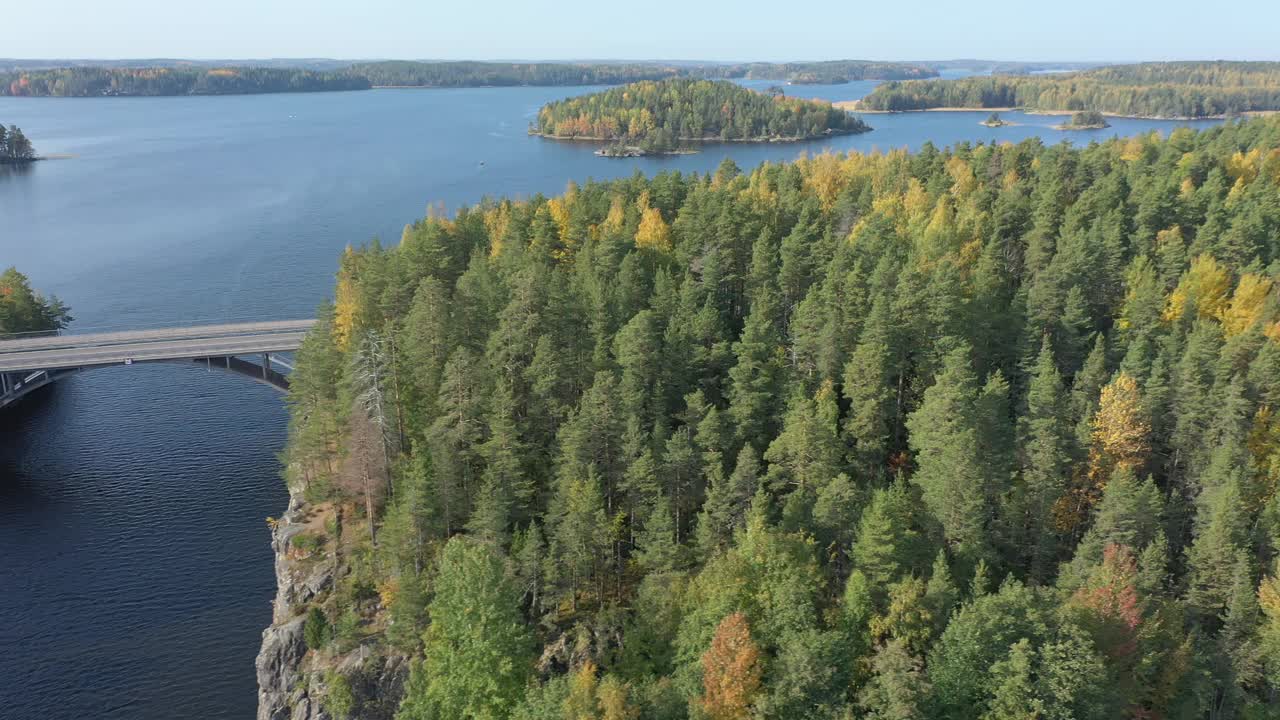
256;493;408;720
257;496;323;720
256;615;307;720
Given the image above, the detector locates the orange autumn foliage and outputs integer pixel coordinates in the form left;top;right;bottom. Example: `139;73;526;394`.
701;612;763;720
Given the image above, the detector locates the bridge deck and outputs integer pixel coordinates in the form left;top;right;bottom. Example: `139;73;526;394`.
0;320;315;374
0;319;316;352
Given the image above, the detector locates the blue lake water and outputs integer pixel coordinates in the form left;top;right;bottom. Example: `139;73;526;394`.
0;81;1224;719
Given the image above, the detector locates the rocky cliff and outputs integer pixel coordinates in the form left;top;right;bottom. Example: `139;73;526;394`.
256;492;408;720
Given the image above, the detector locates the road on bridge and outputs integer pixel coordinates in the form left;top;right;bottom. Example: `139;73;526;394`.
0;320;316;374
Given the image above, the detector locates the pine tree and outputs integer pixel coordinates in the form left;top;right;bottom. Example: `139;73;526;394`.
478;376;533;534
697;446;760;555
1015;337;1070;581
850;482;928;597
550;467;610;611
428;347;488;533
763;382;841;494
843;294;897;476
727;270;784;453
906;342;994;570
1186;477;1251;627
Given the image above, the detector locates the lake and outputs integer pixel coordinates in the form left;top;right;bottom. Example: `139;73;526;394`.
0;80;1223;719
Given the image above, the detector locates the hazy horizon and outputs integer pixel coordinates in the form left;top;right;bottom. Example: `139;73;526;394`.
9;0;1280;63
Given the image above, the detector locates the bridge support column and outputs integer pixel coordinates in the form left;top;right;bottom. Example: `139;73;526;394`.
262;353;270;380
1;373;8;395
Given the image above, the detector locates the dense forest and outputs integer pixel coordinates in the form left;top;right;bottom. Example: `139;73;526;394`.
0;268;71;336
859;61;1280;118
0;66;369;97
280;115;1280;719
0;124;36;162
534;79;870;153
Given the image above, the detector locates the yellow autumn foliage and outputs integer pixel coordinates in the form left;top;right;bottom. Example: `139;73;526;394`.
1219;273;1274;336
548;197;572;243
1120;136;1146;162
1002;169;1020;190
333;246;359;352
1163;254;1231;322
484;203;513;257
634;194;672;252
1057;372;1151;532
946;155;977;196
603;195;626;233
1092;373;1151;473
1226;148;1262;184
801;152;847;211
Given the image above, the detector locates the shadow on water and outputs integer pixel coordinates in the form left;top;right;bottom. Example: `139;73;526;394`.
0;161;35;181
0;382;59;501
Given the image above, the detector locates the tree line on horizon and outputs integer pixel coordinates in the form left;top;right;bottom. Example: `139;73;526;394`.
534;79;870;152
859;61;1280;118
0;60;936;97
279;115;1280;719
0;66;370;97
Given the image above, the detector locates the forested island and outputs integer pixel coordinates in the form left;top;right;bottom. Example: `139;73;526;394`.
0;66;369;96
0;268;71;335
533;79;870;155
266;116;1280;720
0;124;36;163
981;112;1007;127
1057;110;1110;130
857;61;1280;118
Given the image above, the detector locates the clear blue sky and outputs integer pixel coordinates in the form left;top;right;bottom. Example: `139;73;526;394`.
10;0;1280;62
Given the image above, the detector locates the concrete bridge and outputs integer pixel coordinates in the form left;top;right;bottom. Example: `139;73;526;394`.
0;319;315;409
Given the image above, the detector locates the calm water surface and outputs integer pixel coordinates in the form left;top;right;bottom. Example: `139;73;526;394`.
0;81;1222;719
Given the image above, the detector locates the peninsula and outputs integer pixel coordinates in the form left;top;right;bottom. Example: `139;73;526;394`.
531;79;871;155
263;115;1280;720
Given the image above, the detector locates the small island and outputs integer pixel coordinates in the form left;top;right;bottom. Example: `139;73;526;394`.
1056;110;1111;130
0;123;37;164
532;78;871;156
981;112;1009;127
